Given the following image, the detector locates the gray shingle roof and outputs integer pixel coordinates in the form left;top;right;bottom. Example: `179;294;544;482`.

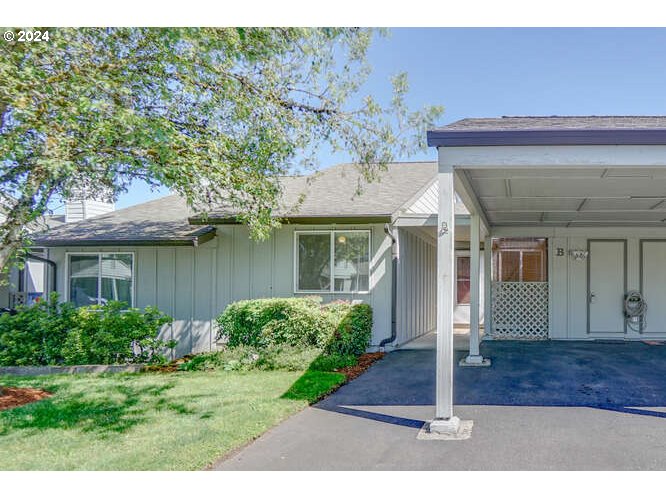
433;116;666;132
197;161;437;222
35;161;437;246
427;115;666;147
34;195;215;246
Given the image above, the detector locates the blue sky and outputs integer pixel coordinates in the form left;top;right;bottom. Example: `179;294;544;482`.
112;27;666;209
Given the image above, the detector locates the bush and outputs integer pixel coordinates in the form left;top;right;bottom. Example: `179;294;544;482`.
215;297;373;355
178;344;357;373
0;293;174;366
178;345;324;372
324;302;373;357
0;294;75;366
217;297;335;349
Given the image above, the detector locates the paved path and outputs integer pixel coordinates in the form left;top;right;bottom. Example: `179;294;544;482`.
215;341;666;470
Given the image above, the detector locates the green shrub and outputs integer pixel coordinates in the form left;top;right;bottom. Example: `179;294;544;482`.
0;294;75;366
217;297;335;349
0;293;174;366
178;345;357;373
324;302;373;356
178;345;323;372
215;297;373;356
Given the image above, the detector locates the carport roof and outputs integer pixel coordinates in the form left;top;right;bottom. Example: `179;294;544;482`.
428;116;666;147
428;116;666;227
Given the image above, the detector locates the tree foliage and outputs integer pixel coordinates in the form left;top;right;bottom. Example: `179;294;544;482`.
0;27;443;271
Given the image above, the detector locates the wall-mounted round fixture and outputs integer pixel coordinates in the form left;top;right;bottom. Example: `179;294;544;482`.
569;249;588;261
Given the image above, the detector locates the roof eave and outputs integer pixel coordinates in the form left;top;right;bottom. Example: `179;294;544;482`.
190;215;392;225
34;227;217;248
427;129;666;147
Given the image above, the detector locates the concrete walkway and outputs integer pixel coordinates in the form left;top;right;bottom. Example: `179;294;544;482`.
215;340;666;470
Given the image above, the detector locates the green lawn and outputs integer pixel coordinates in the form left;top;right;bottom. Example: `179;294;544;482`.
0;368;345;470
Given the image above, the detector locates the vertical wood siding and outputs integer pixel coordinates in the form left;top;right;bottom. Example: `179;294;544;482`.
492;227;666;341
395;228;437;345
47;222;393;356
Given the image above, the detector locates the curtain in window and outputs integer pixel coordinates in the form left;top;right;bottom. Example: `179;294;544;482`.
492;238;548;282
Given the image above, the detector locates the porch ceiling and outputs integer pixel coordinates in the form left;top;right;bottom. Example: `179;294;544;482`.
463;166;666;227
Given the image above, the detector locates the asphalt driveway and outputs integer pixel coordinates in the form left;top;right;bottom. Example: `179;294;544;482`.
215;339;666;470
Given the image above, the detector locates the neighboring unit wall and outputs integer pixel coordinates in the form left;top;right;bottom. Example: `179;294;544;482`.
0;267;19;309
395;228;436;346
65;200;115;223
47;223;393;357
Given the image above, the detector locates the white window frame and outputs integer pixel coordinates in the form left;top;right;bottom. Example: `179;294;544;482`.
66;252;136;307
293;230;371;294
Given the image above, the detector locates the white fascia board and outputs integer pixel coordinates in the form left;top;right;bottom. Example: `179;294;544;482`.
443;145;666;169
393;213;470;227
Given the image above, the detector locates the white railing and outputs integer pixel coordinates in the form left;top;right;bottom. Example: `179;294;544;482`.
491;281;549;339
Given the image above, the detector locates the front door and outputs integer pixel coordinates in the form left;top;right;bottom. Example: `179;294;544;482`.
588;240;626;335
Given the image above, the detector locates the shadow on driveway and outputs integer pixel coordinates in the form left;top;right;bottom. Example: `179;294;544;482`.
316;341;666;427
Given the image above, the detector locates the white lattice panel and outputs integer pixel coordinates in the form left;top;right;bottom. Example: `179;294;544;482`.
491;282;549;339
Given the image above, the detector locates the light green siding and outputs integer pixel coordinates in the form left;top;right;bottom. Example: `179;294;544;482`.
395;228;437;346
47;223;393;357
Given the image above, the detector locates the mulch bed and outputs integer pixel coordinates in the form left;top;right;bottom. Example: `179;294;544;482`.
0;387;52;411
336;352;384;381
143;355;195;373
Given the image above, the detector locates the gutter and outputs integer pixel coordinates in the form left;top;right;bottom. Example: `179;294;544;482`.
379;223;398;350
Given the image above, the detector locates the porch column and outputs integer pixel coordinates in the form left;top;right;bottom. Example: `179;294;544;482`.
428;159;460;434
460;214;490;366
484;234;493;338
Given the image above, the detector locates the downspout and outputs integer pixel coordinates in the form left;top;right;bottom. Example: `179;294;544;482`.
26;252;57;294
379;224;398;350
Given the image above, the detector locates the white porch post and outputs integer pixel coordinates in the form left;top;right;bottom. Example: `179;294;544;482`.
428;158;460;434
484;234;493;338
460;214;490;366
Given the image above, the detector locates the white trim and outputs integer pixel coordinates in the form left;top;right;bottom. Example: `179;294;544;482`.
454;169;491;232
443;144;666;168
393;213;471;227
293;229;371;294
65;251;135;307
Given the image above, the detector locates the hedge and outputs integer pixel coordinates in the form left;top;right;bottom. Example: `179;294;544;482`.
216;297;373;356
0;293;174;366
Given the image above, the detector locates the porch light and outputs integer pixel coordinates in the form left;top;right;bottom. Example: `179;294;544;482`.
337;235;347;244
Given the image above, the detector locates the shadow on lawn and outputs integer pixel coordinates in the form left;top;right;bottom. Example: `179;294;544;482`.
280;303;374;404
0;376;208;435
280;369;346;404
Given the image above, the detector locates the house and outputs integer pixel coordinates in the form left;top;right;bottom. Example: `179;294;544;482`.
0;195;114;309
31;161;477;358
426;115;666;434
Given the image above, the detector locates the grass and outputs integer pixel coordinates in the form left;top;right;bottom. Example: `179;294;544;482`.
0;363;346;470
